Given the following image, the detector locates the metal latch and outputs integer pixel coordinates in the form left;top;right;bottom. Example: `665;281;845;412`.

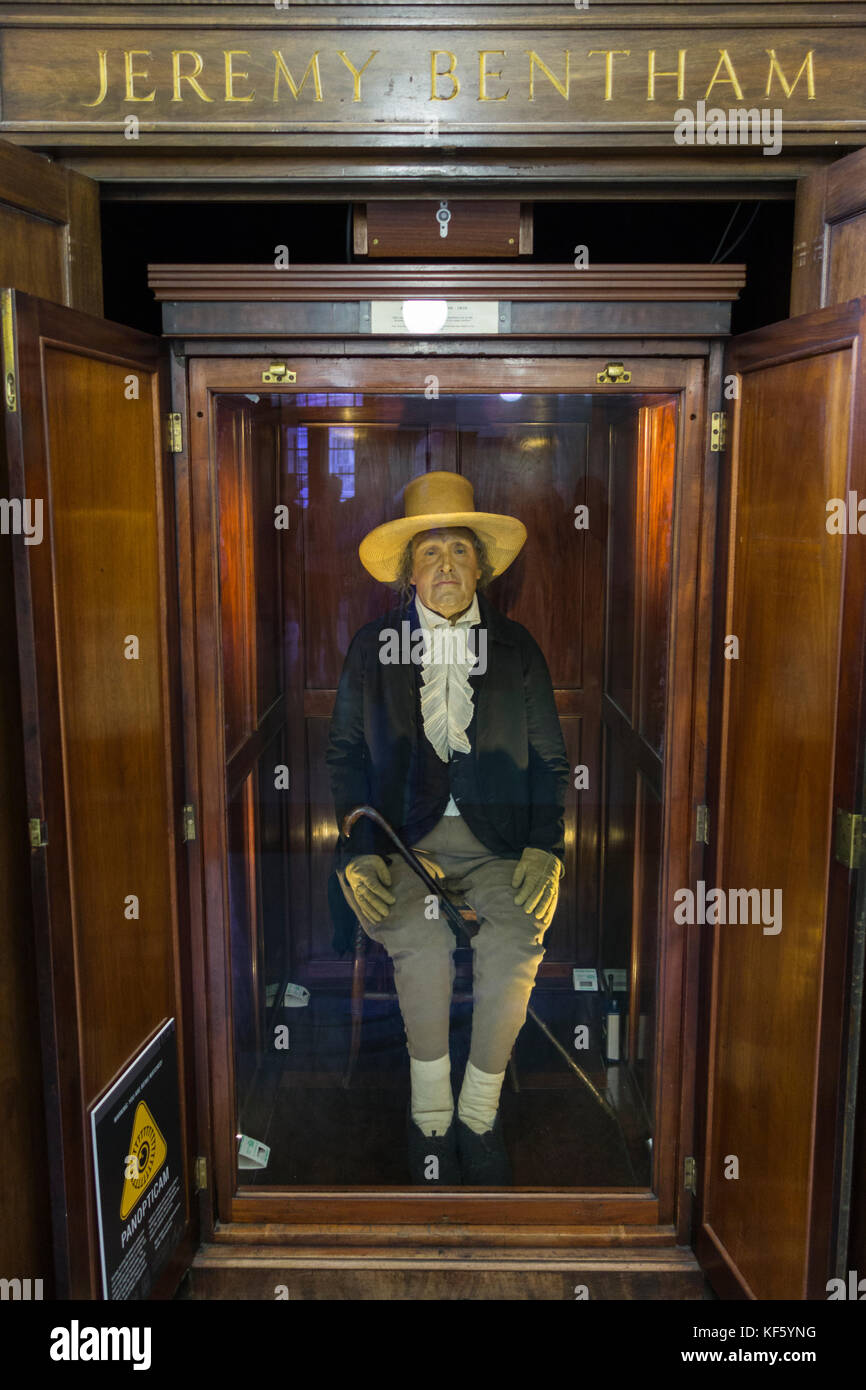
262;363;297;384
194;1156;207;1191
710;411;726;452
182;804;197;843
834;809;863;870
436;200;451;239
696;804;709;845
166;412;183;453
596;362;632;385
684;1156;697;1195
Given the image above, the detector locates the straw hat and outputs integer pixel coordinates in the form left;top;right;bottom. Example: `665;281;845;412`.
359;471;527;583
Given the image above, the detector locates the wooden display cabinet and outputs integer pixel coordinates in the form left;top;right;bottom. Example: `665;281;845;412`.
5;256;866;1300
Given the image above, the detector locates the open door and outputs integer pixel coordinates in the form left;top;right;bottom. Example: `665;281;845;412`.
697;298;866;1299
2;289;201;1299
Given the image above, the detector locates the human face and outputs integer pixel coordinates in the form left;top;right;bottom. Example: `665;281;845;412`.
410;527;482;620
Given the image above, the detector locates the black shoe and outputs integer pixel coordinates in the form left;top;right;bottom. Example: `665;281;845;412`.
456;1112;512;1186
406;1105;460;1185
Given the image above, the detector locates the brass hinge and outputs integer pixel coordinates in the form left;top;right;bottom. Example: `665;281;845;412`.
28;817;48;850
182;803;196;843
166;412;183;453
194;1156;207;1191
696;804;709;845
2;288;17;413
834;809;864;870
262;362;297;384
684;1156;697;1195
596;361;631;385
710;411;726;452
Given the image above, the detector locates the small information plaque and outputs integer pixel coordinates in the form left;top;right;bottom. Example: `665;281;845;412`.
91;1018;185;1301
369;300;501;334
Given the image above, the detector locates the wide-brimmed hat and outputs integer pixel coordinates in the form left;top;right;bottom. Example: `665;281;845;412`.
359;471;527;583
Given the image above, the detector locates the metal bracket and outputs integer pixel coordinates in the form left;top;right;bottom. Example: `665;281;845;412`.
696;804;709;845
262;363;297;384
710;411;727;452
2;288;17;413
28;817;48;850
182;804;197;844
596;361;632;385
684;1156;697;1195
834;809;863;870
166;412;183;453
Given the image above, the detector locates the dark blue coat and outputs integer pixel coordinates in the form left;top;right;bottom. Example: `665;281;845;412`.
325;589;568;954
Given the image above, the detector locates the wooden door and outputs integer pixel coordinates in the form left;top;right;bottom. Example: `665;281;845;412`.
0;138;103;1292
2;290;199;1298
697;298;866;1299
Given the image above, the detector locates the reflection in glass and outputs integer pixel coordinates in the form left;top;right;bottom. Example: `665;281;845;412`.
214;392;676;1189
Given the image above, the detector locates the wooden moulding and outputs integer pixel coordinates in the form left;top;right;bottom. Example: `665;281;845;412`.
148;262;746;303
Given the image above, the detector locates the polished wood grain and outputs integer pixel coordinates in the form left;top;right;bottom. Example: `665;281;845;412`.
149;263;746;302
699;298;866;1300
0;140;102;1294
359;201;526;258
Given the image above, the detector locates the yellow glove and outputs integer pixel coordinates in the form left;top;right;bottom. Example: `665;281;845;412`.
344;854;396;923
511;848;563;929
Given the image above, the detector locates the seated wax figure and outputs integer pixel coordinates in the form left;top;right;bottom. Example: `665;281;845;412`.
325;472;569;1185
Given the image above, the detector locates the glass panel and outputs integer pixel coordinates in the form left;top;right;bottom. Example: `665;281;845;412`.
213;391;676;1190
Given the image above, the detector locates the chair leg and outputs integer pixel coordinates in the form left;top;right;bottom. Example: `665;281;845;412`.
343;920;366;1089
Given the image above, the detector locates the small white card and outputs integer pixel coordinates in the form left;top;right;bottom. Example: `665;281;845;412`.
603;968;628;992
283;983;310;1008
573;968;599;992
237;1134;270;1170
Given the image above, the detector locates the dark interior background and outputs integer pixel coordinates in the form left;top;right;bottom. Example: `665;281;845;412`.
100;198;793;337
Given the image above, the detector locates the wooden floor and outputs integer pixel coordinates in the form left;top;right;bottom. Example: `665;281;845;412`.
236;987;652;1188
178;986;716;1299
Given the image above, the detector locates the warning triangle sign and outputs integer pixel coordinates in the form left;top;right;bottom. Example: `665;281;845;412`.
120;1099;167;1220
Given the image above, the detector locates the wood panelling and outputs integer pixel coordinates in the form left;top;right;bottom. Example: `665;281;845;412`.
0;141;102;1292
700;300;866;1299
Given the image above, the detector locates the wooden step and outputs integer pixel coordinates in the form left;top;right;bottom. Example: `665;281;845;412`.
182;1240;712;1300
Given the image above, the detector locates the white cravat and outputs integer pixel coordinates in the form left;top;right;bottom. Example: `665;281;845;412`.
414;590;481;815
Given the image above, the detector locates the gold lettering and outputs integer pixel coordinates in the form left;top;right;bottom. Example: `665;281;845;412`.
336;50;379;103
478;50;508;102
704;49;744;100
124;51;155;103
272;51;323;102
587;50;630;102
430;51;460;101
171;51;213;103
83;49;109;108
225;50;255;102
525;50;573;101
765;48;815;100
647;49;685;101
